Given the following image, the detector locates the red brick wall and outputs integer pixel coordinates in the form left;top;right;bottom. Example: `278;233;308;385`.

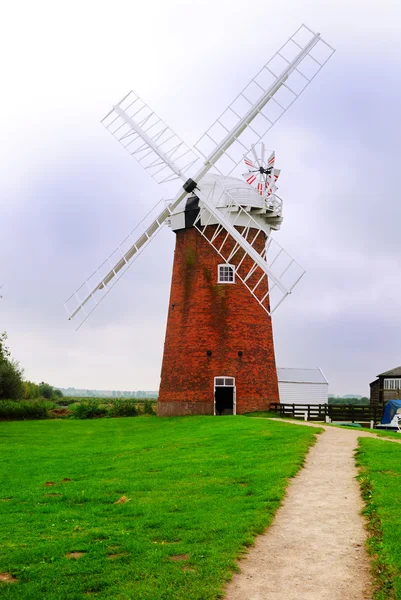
158;225;279;416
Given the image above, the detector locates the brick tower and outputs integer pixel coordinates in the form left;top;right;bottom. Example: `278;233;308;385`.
158;174;281;416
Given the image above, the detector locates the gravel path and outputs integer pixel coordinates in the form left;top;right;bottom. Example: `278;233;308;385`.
225;423;378;600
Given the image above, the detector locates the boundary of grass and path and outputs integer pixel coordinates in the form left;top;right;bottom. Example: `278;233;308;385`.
246;411;401;442
356;437;401;600
247;412;401;599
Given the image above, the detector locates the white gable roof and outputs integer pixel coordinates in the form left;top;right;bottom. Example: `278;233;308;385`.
277;368;328;385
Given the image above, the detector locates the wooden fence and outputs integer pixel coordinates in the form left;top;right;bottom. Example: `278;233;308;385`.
269;403;382;423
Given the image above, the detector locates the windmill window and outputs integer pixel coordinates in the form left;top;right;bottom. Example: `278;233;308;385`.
215;377;235;387
218;264;235;284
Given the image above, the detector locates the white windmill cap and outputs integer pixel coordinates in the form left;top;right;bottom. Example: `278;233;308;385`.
198;174;266;210
169;173;282;233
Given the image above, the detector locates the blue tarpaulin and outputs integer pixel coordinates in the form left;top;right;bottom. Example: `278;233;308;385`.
381;400;401;424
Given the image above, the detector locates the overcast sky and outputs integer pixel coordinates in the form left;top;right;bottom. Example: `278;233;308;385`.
1;0;400;395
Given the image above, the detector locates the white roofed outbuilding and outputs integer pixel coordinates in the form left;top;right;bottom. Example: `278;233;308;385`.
277;368;329;405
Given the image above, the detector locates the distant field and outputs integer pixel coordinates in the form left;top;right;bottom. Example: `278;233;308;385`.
357;438;401;599
0;417;319;599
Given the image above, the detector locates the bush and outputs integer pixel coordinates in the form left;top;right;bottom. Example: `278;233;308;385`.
72;400;107;420
0;400;48;421
39;400;57;410
54;397;77;406
0;333;24;400
142;399;156;415
109;400;139;418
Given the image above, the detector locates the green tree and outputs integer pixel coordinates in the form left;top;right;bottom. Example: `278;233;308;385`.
0;332;24;400
38;382;53;399
23;381;40;399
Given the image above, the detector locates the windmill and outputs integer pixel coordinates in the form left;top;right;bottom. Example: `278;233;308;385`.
65;24;334;416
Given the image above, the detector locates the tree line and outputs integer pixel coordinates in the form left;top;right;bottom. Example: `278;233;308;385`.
328;396;369;405
0;332;62;400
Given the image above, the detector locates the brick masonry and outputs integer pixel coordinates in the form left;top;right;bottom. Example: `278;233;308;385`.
158;225;279;416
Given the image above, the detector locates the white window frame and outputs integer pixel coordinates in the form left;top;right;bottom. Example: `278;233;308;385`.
214;376;235;387
218;264;235;284
214;376;236;416
384;378;401;390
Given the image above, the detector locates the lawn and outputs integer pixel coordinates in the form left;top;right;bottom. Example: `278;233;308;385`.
357;437;401;599
0;416;319;599
372;429;401;441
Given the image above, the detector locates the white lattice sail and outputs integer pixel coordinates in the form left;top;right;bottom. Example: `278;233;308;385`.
194;24;335;177
193;178;304;314
101;91;199;184
65;197;175;327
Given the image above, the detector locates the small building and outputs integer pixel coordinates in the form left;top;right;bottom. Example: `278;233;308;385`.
277;368;329;405
370;366;401;408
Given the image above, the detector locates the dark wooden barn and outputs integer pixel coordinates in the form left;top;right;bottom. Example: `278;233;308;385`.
370;366;401;408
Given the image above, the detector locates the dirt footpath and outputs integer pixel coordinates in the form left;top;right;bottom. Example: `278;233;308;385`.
225;424;374;600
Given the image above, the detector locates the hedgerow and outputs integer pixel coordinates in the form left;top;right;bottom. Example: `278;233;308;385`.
71;400;108;420
0;400;48;420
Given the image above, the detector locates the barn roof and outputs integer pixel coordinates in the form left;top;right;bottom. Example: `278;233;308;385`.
277;368;328;385
377;366;401;377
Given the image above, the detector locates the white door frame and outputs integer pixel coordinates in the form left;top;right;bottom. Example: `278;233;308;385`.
214;376;236;415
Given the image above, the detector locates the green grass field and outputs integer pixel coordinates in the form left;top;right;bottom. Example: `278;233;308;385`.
0;416;319;599
357;438;401;599
372;429;401;441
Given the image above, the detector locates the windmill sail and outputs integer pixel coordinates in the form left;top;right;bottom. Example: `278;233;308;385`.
101;91;199;184
194;24;335;177
194;180;304;314
65;198;175;326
